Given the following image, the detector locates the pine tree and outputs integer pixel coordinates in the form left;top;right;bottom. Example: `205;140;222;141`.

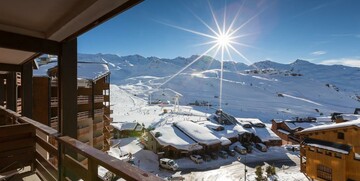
255;166;264;181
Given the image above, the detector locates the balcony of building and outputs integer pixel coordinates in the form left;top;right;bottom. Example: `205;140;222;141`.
0;106;162;181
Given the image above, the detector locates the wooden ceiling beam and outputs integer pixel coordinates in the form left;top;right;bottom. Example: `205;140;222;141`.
0;30;60;55
0;63;22;72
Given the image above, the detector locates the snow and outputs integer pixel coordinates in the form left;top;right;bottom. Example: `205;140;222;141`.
340;114;360;121
175;121;221;145
151;124;203;151
284;120;329;130
111;122;138;131
249;126;281;142
307;143;349;154
300;118;360;133
107;84;308;180
34;61;109;81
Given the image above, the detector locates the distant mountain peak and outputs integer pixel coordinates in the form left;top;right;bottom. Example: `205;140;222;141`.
292;59;312;65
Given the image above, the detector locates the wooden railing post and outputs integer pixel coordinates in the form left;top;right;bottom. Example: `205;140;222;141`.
87;159;98;181
58;141;65;181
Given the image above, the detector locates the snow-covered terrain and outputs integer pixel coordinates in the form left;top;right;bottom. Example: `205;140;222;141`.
107;85;307;181
79;53;360;122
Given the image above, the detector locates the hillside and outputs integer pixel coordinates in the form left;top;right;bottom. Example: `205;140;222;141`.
79;53;360;121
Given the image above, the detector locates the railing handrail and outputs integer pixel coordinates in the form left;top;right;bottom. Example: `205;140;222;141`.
58;136;162;181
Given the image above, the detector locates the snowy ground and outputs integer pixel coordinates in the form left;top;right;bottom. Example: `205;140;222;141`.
109;84;308;180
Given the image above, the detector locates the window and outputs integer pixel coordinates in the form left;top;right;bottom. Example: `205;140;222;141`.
317;165;332;181
325;151;332;156
337;132;344;139
309;147;315;152
317;149;323;154
335;153;342;159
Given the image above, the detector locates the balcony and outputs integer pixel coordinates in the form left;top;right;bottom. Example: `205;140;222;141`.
94;109;104;117
94;95;104;103
0;106;162;181
94;121;104;132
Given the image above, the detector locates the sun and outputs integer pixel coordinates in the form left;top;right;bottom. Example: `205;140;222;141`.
157;1;263;110
217;33;231;47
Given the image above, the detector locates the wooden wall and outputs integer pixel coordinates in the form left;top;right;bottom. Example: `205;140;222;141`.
32;77;50;126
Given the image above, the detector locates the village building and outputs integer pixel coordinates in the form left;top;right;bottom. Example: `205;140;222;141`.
33;61;112;152
175;121;222;152
271;117;332;144
144;124;203;158
297;118;360;181
111;121;143;138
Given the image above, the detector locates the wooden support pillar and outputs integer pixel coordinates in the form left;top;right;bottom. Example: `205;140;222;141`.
0;77;4;106
58;38;77;139
21;61;33;118
6;72;16;111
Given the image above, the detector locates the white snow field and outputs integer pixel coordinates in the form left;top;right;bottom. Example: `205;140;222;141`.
108;84;307;180
79;53;360;122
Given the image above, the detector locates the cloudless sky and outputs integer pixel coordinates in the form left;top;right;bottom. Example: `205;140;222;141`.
79;0;360;66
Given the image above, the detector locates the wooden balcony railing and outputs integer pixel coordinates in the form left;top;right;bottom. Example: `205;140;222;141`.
0;106;162;181
94;109;104;117
94;121;104;132
94;95;104;103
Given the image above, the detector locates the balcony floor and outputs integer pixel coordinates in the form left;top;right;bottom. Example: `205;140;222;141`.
0;167;41;181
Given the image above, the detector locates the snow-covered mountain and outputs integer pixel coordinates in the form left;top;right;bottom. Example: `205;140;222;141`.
79;53;360;121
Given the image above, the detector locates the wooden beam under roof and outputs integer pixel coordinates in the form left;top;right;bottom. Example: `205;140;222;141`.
0;30;60;55
0;63;21;72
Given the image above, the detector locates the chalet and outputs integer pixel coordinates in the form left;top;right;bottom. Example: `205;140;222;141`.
33;61;112;152
174;121;222;152
111;122;143;138
271;118;332;144
144;124;203;158
297;118;360;181
0;0;162;180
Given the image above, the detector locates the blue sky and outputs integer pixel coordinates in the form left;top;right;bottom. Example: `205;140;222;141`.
79;0;360;67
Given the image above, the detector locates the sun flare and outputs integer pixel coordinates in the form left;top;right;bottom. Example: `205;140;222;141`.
158;1;262;110
217;33;231;47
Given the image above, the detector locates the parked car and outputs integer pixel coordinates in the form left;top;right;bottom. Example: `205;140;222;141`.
159;158;179;171
219;150;228;159
255;143;267;152
234;145;247;155
202;154;211;162
242;143;253;153
190;155;203;164
226;149;236;156
166;176;185;181
209;152;218;160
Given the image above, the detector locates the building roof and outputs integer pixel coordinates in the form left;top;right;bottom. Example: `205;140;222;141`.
304;138;351;154
175;121;221;146
299;118;360;134
0;0;141;65
111;122;138;131
151;124;203;151
34;61;110;81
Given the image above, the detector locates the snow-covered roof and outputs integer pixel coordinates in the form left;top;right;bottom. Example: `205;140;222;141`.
237;118;263;124
277;129;290;135
34;62;110;81
111;122;138;131
219;137;231;146
315;116;333;122
304;138;351;154
300;118;360;133
175;121;221;145
33;61;57;76
340;114;360;121
284;121;329;131
151;124;203;151
250;127;281;142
